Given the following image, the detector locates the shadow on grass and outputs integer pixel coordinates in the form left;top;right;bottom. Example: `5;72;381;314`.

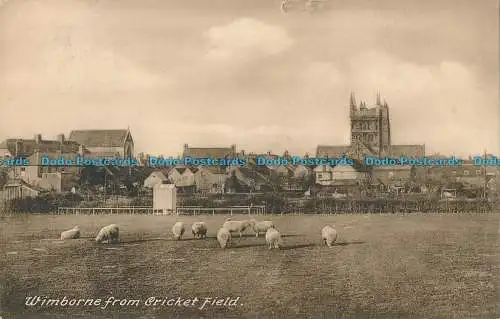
122;238;169;244
335;241;365;246
231;243;265;249
280;243;316;250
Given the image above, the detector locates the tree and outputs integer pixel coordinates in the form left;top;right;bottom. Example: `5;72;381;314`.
0;168;8;188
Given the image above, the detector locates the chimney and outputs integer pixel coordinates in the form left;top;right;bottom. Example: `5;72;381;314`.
183;143;188;150
34;134;42;144
15;140;22;157
57;134;65;143
78;144;85;156
231;144;236;154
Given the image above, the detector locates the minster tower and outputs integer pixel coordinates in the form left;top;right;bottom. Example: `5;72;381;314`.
349;92;391;157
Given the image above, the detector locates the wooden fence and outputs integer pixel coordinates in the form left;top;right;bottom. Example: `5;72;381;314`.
56;205;267;215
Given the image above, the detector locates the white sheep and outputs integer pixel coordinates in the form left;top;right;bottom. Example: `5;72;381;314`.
191;222;207;239
172;222;185;240
249;219;275;237
222;220;252;238
217;227;232;248
265;227;284;249
60;225;81;240
95;224;119;244
321;225;337;248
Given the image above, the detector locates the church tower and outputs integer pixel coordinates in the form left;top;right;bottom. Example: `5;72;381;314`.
349;92;391;156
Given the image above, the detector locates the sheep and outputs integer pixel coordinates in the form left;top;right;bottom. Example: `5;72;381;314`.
222;220;252;238
217;227;232;248
60;225;80;240
191;222;207;239
249;219;275;237
172;222;185;240
95;224;119;244
321;225;337;248
265;227;284;250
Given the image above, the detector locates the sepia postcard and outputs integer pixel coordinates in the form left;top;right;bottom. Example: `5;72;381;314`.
0;0;498;318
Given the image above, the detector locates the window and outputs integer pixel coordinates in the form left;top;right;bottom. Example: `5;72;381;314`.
452;170;457;175
463;170;470;176
20;167;26;172
476;169;482;175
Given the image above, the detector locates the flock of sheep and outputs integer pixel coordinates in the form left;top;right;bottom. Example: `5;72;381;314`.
60;218;338;249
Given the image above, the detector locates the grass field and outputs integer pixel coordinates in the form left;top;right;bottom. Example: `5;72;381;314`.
0;213;499;319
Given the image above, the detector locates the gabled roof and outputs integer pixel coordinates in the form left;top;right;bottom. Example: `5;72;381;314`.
313;164;333;172
4;179;46;193
316;145;350;158
196;166;227;175
233;166;269;184
68;129;130;148
347;141;375;158
147;170;168;181
183;146;235;158
170;166;198;175
0;139;80;157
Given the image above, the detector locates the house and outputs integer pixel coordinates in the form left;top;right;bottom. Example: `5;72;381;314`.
224;174;251;194
371;165;414;186
143;169;170;189
39;172;78;193
68;128;134;158
293;165;313;180
314;161;369;186
9;150;80;193
414;162;487;186
226;165;271;192
194;166;228;194
272;165;295;178
168;166;198;187
0;134;80;158
182;144;236;159
331;161;370;182
313;164;333;186
0;179;45;203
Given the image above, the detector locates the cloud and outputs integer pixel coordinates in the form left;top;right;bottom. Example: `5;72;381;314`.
204;18;294;61
344;50;498;155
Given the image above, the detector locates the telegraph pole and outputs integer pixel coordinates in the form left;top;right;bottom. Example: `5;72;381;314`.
483;149;487;199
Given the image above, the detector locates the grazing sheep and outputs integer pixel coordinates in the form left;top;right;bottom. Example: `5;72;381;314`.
217;227;232;248
172;222;185;240
321;225;337;248
265;228;284;250
191;222;207;239
249;219;275;237
222;220;252;238
95;224;119;244
60;226;80;240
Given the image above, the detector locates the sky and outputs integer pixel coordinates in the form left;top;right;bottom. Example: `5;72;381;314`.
0;0;498;157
